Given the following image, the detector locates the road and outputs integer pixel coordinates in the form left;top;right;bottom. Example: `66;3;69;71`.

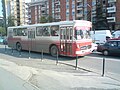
0;44;120;89
0;44;120;79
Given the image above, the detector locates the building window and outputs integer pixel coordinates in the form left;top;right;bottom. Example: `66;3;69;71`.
72;4;75;9
72;11;75;15
66;5;69;9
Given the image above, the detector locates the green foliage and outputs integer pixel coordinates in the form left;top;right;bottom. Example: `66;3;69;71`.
0;20;3;27
40;16;47;23
0;27;6;36
40;15;55;23
47;15;53;22
94;2;109;30
7;15;15;27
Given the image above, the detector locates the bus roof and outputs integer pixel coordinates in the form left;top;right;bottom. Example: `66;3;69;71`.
8;20;92;29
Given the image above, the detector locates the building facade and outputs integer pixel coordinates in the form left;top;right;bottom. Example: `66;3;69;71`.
107;0;120;30
27;0;120;30
5;0;26;26
28;0;89;24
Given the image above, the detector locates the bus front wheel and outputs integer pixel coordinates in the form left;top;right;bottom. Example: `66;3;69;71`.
16;43;22;51
50;45;59;57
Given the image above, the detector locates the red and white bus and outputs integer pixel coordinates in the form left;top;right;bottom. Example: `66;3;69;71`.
7;20;92;57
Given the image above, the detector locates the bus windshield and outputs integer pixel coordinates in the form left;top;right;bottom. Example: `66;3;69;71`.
74;29;90;40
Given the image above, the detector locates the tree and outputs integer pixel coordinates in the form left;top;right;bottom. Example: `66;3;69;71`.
0;19;4;27
47;15;53;22
94;2;109;30
7;15;15;27
2;0;7;35
40;16;47;23
0;27;6;36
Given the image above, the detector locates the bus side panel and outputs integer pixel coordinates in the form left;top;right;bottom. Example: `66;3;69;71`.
35;36;60;53
8;37;21;49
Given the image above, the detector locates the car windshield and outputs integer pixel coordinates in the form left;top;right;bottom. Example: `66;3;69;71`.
74;29;90;40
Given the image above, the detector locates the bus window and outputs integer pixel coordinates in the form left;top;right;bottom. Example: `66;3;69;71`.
36;27;43;36
74;28;90;40
21;29;27;36
8;30;13;37
13;29;17;36
28;31;35;39
51;25;59;36
43;26;50;36
15;28;27;36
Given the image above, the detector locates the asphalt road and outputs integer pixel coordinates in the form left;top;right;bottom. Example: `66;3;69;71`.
0;44;120;89
0;44;120;77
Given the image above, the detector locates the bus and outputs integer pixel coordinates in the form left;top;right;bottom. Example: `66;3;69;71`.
7;20;92;57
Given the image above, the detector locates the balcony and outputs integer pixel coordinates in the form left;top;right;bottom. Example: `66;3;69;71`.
55;1;60;5
77;6;83;10
55;15;61;19
107;17;116;22
28;15;31;18
55;0;60;3
108;0;116;3
41;7;46;10
55;8;60;12
76;13;83;17
77;0;82;2
107;6;116;13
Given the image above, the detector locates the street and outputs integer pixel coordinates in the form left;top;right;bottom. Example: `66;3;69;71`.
0;44;120;90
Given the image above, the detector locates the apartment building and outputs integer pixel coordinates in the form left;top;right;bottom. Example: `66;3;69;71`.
88;0;120;30
107;0;120;30
27;0;120;30
28;0;89;24
27;0;48;24
5;0;26;26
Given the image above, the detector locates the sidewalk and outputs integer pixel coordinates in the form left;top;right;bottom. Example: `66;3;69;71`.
0;58;120;90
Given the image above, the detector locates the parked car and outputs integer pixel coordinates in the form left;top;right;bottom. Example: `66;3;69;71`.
97;40;120;56
3;37;8;45
91;43;98;52
0;36;4;44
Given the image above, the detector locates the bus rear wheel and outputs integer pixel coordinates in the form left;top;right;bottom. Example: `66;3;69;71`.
16;43;22;51
50;45;59;57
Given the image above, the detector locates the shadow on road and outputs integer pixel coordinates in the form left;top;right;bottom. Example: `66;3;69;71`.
0;45;85;61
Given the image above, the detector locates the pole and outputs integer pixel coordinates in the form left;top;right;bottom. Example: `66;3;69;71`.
19;50;21;57
41;49;43;61
5;44;7;53
75;55;78;70
29;46;31;59
11;45;14;55
56;51;58;65
102;58;105;77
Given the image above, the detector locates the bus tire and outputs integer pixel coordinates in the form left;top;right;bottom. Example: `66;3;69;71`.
16;42;22;51
50;45;59;57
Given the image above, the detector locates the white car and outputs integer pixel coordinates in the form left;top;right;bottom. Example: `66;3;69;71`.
91;43;98;52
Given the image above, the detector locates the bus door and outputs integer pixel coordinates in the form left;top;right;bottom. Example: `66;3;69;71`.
28;28;36;51
60;26;73;55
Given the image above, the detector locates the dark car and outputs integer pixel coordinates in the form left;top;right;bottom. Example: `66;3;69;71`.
97;40;120;56
3;37;8;45
0;36;4;44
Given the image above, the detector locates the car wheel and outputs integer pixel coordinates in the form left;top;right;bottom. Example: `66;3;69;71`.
50;45;59;57
103;50;109;56
16;43;22;51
